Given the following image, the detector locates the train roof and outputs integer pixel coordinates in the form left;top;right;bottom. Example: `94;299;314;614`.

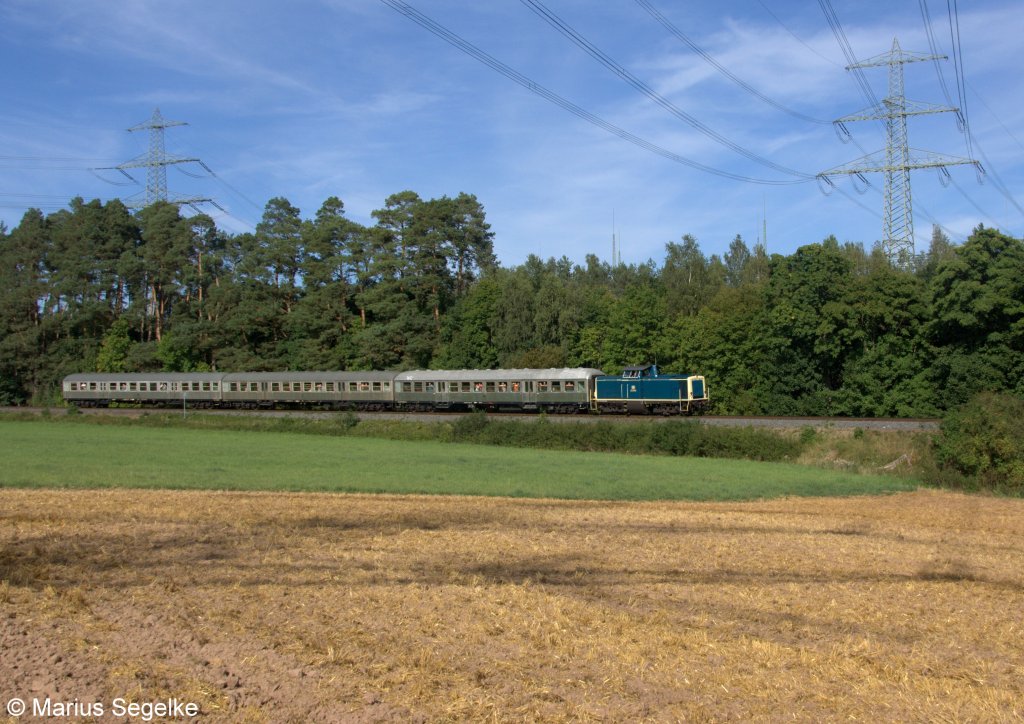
220;371;396;382
64;372;224;382
395;368;604;382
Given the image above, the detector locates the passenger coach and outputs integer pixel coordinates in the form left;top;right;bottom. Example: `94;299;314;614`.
220;371;395;410
63;372;225;407
394;368;604;413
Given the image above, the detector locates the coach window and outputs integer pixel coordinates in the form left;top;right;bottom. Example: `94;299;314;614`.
303;382;312;392
425;382;435;393
382;382;391;391
212;383;219;391
551;381;561;392
325;382;334;392
412;382;423;393
202;382;211;392
564;381;575;392
512;382;520;393
497;382;507;393
348;382;357;392
372;382;382;392
485;382;495;393
247;382;256;392
537;381;548;392
359;381;370;392
459;382;469;392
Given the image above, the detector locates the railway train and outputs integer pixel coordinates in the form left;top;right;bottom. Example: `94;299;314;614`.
62;364;708;415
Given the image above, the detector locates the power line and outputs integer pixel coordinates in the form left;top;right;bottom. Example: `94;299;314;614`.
379;0;809;185
754;0;842;68
634;0;830;125
519;0;814;179
816;0;883;115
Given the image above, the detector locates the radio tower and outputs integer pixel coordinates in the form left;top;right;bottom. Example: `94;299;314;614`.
818;38;977;266
103;108;217;211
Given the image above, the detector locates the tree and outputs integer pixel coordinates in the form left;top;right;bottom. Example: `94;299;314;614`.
136;202;191;342
662;235;718;317
255;197;304;314
927;226;1024;404
96;317;133;372
0;209;48;402
723;235;750;287
755;242;855;414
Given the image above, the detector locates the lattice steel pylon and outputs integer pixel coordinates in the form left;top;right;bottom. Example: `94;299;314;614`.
101;108;217;211
818;38;977;266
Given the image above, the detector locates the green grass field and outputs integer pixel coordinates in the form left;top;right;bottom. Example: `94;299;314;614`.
0;419;916;500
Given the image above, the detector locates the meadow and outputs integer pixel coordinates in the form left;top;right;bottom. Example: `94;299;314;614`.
0;418;915;500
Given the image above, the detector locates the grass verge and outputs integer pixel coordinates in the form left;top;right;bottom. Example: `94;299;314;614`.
0;418;914;501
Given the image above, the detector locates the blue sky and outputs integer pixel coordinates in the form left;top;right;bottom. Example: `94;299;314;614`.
1;0;1021;267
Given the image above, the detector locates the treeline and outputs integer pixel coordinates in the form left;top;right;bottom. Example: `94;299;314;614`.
1;192;1022;416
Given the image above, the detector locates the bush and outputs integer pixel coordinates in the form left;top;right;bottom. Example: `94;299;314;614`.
933;392;1024;494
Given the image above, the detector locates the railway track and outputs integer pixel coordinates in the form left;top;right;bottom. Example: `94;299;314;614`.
2;407;940;430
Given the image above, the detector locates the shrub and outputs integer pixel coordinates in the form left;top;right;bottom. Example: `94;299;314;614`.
452;410;490;440
933;392;1024;494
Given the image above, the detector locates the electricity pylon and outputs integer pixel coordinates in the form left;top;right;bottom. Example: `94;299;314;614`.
100;108;219;212
818;38;976;265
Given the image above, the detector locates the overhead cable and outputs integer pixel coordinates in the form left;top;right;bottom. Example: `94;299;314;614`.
519;0;814;179
379;0;809;185
635;0;830;125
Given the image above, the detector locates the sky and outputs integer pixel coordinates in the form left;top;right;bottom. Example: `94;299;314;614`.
1;0;1022;268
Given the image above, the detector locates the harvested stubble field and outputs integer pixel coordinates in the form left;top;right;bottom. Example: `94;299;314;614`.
1;488;1023;722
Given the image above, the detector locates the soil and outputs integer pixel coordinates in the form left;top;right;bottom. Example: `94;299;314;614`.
1;488;1022;722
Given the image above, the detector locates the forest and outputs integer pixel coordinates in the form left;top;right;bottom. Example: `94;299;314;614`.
0;191;1021;416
